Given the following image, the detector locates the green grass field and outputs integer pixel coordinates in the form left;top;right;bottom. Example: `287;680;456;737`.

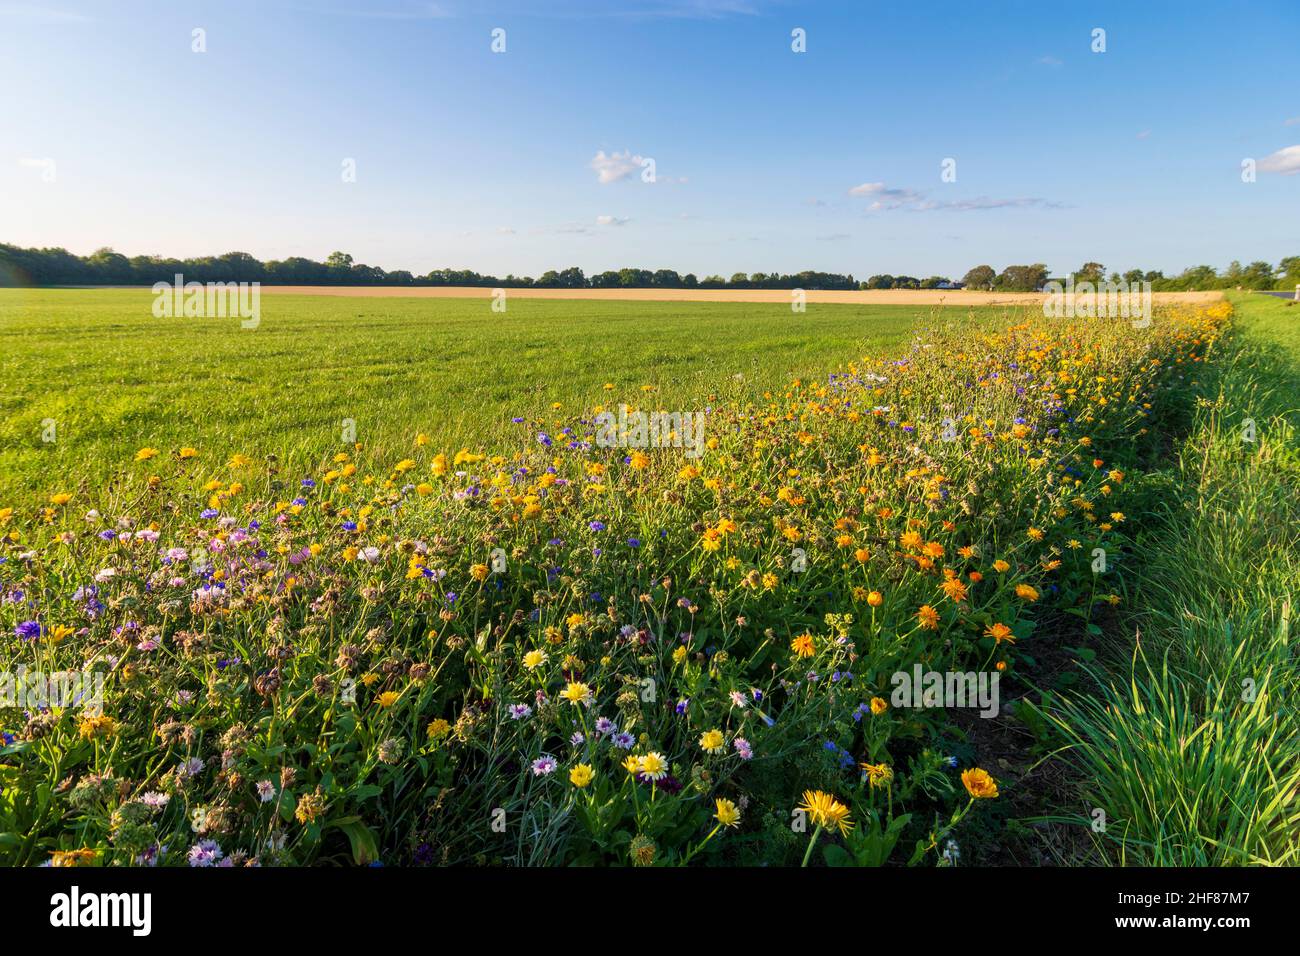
0;289;1017;499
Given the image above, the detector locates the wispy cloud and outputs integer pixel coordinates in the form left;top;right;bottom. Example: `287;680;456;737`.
582;0;763;19
848;182;925;210
1258;145;1300;175
1036;55;1063;67
850;181;1061;213
914;196;1064;212
0;3;91;23
324;2;454;19
596;215;630;226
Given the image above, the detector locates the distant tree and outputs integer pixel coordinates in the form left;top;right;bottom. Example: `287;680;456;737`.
1241;261;1276;289
86;247;132;283
866;274;895;289
961;265;996;290
995;264;1049;292
651;269;682;288
920;276;950;289
1074;262;1106;283
1177;265;1218;291
557;266;586;288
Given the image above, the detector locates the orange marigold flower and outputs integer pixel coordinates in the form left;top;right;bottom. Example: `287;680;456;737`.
985;623;1014;644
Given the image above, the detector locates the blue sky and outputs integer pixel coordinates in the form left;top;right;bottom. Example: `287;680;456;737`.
2;0;1298;278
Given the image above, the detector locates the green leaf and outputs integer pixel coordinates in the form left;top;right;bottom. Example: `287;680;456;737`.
823;844;854;867
333;819;380;865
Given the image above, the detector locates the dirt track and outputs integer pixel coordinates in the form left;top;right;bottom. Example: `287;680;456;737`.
257;286;1224;306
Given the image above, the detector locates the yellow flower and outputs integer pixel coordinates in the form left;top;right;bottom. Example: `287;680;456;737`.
560;681;591;705
426;718;451;739
470;563;490;581
961;767;999;799
1014;583;1040;602
431;453;449;475
622;754;642;775
638;752;669;781
916;605;940;630
228;453;252;468
522;649;547;670
629;450;650;469
570;763;594;788
50;493;73;506
179;446;198;459
797;789;854;835
49;849;98;868
78;714;118;739
870;696;888;715
860;762;893;788
135;447;159;461
714;798;741;828
375;691;400;708
699;729;726;754
992;559;1011;573
866;590;883;607
294;787;328;825
790;633;815;658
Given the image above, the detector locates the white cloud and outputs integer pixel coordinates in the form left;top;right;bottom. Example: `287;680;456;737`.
1036;55;1063;67
596;215;630;226
850;180;1061;213
1258;145;1300;175
849;182;925;210
1285;117;1300;126
590;150;646;184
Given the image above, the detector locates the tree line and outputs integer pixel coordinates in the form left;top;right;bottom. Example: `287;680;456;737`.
1;243;1297;292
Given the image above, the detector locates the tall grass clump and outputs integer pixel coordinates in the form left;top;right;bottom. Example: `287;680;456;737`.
1045;298;1300;865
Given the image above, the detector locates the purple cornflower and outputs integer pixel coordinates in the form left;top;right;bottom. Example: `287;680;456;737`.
530;756;557;776
187;840;224;868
